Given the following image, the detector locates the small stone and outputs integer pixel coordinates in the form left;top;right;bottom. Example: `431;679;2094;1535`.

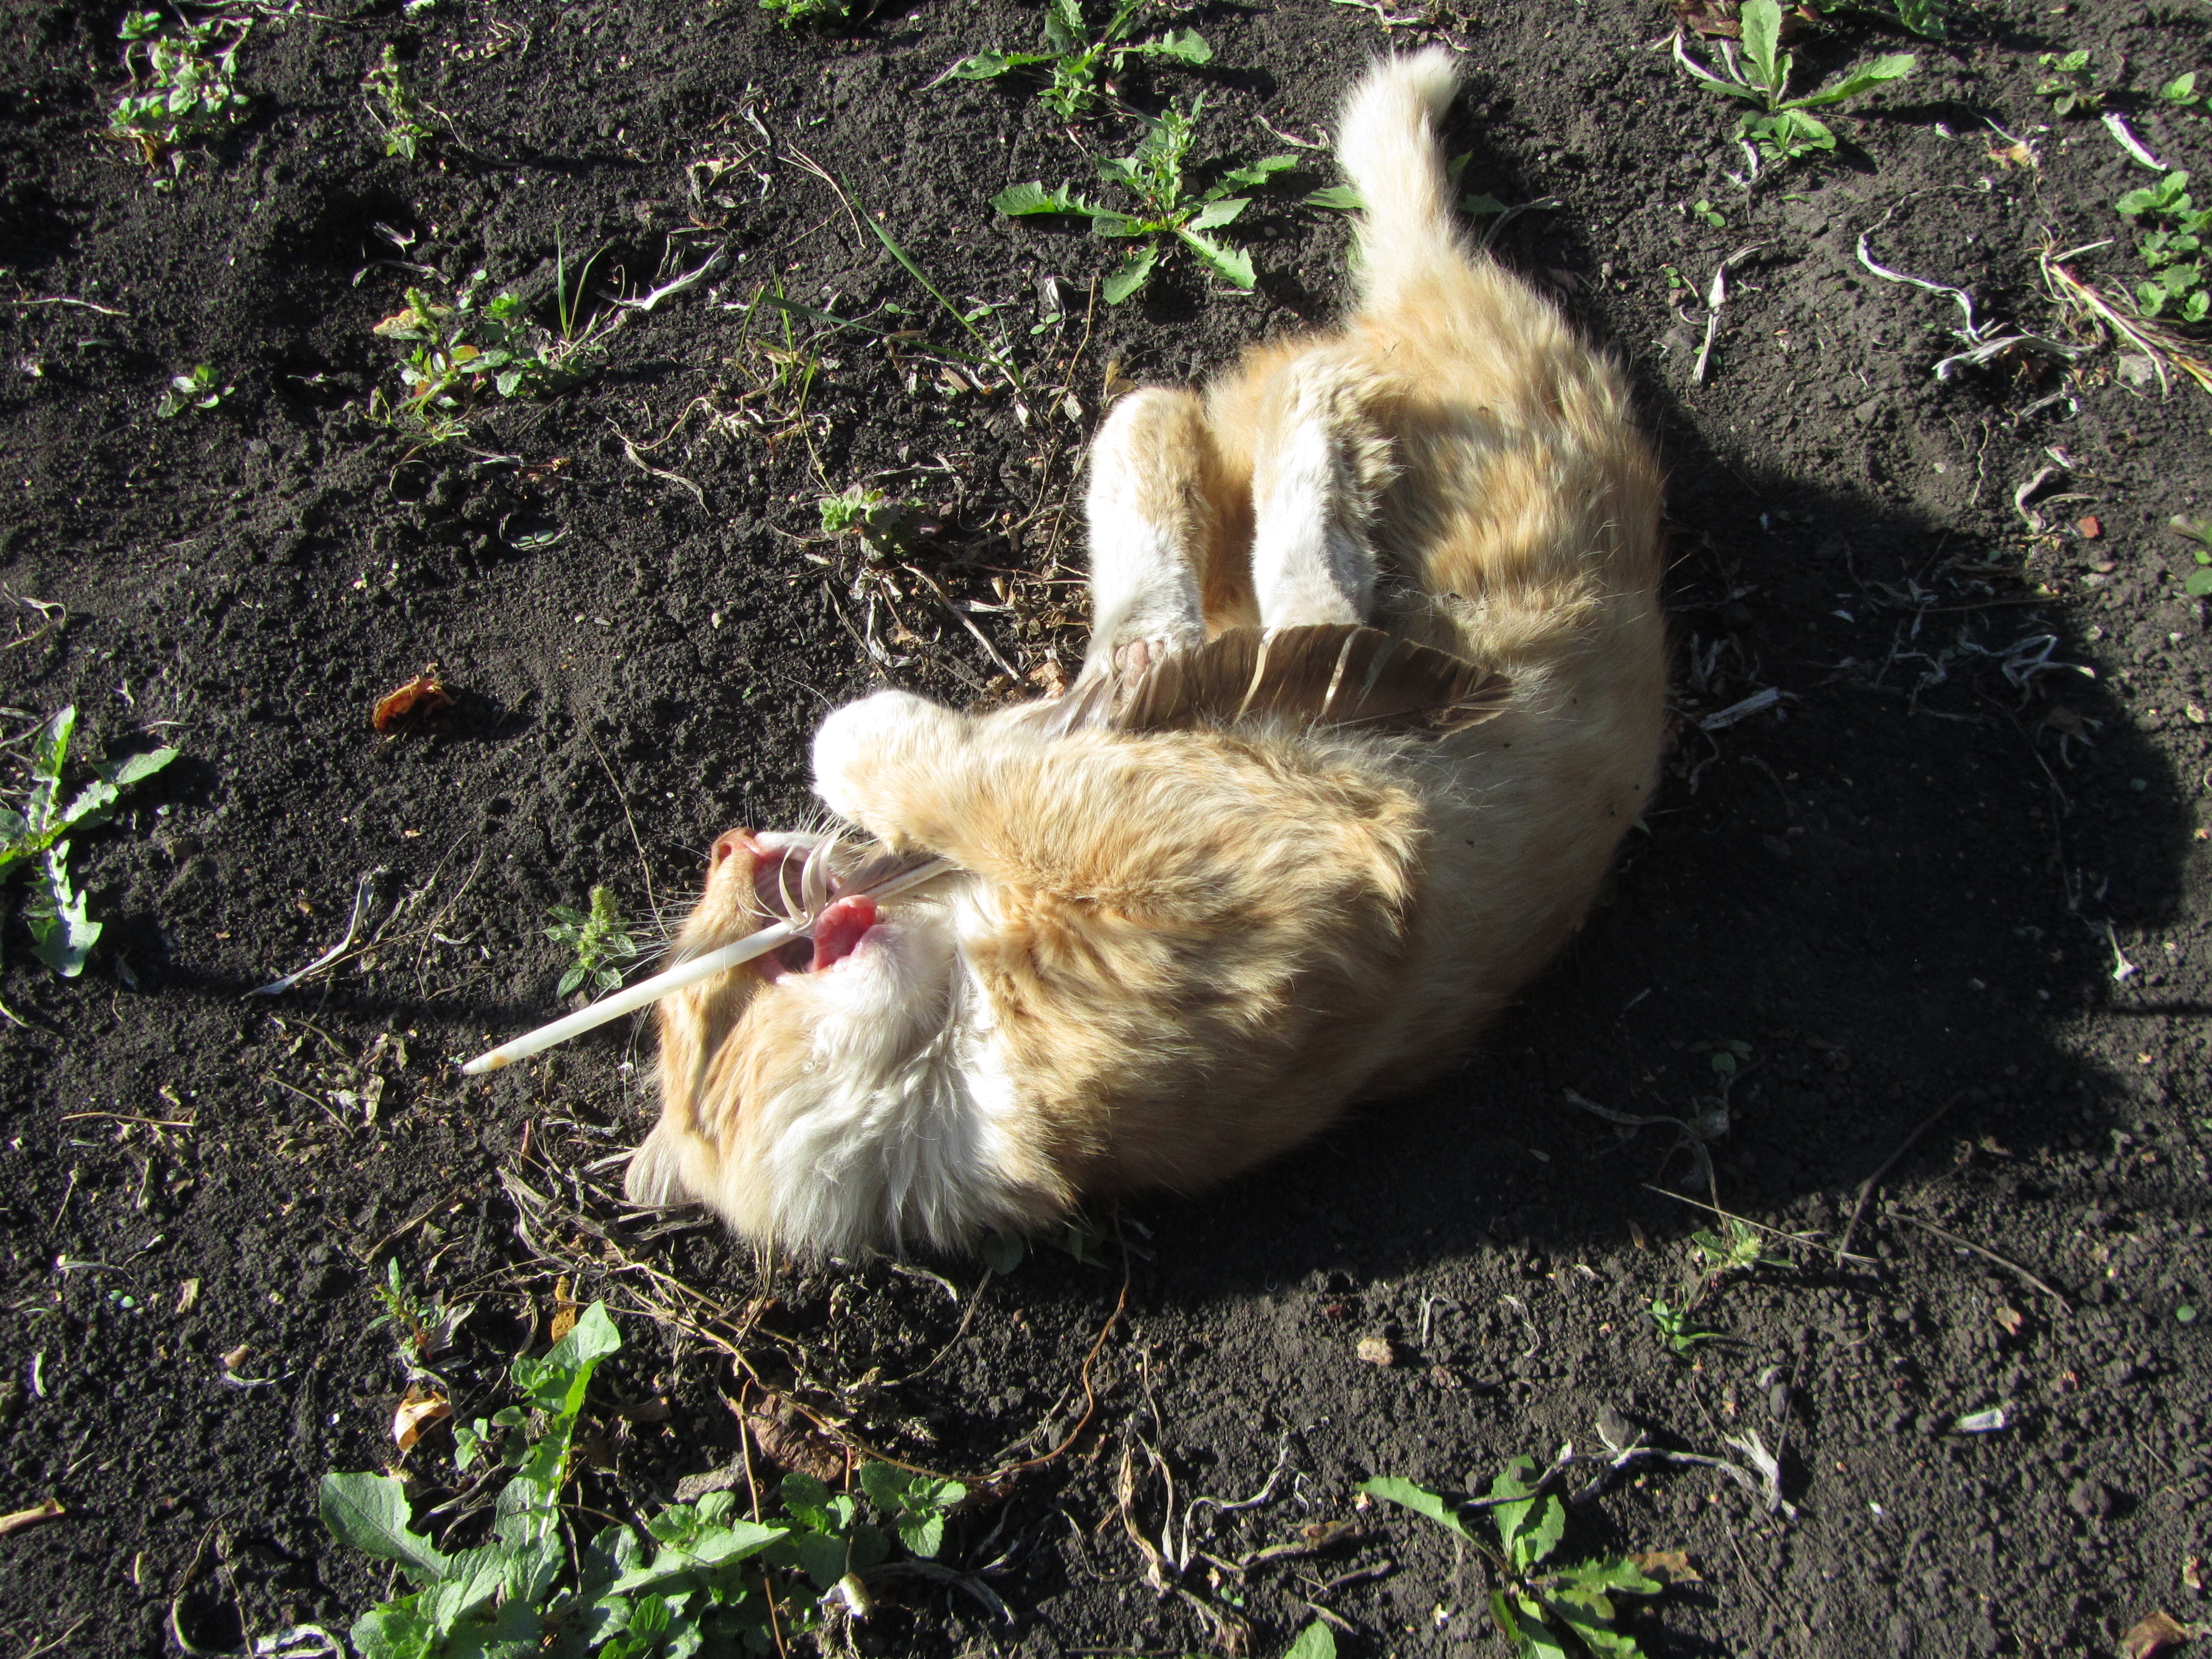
2076;515;2101;539
2067;1477;2116;1519
1356;1335;1396;1367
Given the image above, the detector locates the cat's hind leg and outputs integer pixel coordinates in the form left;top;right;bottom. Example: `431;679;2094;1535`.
1243;352;1395;628
1082;386;1242;676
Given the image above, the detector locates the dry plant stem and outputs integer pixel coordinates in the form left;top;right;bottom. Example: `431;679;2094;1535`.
1888;1208;2075;1311
1640;1183;1877;1266
585;726;658;921
1834;1090;1962;1264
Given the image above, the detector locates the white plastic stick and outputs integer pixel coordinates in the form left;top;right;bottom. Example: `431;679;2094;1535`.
458;857;955;1075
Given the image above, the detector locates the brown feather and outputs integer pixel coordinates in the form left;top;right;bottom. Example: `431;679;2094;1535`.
1111;625;1512;737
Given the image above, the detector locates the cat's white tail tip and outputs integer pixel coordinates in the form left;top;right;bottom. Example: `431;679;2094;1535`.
1336;48;1458;184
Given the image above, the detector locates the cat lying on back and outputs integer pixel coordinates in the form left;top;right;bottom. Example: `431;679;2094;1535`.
625;51;1666;1256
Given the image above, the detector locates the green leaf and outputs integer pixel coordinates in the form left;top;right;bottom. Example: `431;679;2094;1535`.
1143;27;1211;64
1787;53;1917;109
319;1472;453;1584
897;1511;946;1558
1357;1475;1473;1540
2161;71;2200;104
609;1521;786;1596
1304;184;1363;212
1283;1622;1338;1659
1176;228;1255;289
1513;1492;1565;1573
1485;1457;1543;1557
27;843;99;977
980;1229;1026;1274
1185;196;1247;231
992;181;1110;218
1556;1556;1664;1596
2184;566;2212;597
1044;0;1084;51
1213;154;1297;193
946;50;1040;80
1894;0;1947;37
26;707;75;836
348;1592;436;1659
514;1300;622;1416
1101;243;1159;304
1739;0;1782;90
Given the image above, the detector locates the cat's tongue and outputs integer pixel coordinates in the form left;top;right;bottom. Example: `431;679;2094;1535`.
809;895;879;970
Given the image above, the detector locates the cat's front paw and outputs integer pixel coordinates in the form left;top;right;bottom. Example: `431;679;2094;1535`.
811;689;949;831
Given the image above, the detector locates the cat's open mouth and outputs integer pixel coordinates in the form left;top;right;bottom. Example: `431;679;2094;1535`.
739;835;883;977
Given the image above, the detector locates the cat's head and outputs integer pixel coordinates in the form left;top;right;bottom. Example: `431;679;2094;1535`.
624;829;1058;1256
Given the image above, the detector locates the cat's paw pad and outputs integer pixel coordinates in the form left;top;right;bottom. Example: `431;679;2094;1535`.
812;689;941;824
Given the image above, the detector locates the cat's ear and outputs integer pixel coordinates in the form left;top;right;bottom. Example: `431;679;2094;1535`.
624;1123;696;1209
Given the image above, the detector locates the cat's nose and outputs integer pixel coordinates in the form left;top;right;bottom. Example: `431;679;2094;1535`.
711;828;764;868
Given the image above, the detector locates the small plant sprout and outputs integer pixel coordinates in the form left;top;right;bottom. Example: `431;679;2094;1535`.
1674;0;1915;166
759;0;867;27
0;708;178;991
1362;1466;1670;1657
1689;1036;1751;1079
367;1259;470;1377
155;363;229;417
545;885;639;998
370;248;619;442
2158;71;2202;108
1649;1298;1721;1359
2167;515;2212;597
994;98;1295;303
324;1302;977;1654
819;484;926;556
1690;1217;1790;1279
945;0;1210;122
2035;50;2100;118
110;9;253;170
2117;171;2212;324
364;45;433;162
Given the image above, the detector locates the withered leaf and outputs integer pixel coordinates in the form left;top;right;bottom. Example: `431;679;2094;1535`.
2123;1610;2205;1659
372;663;454;733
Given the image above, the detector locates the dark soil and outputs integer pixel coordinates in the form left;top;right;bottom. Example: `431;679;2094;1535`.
3;0;2208;1655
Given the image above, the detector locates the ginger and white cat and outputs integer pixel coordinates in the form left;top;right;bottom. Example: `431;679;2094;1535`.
625;51;1667;1256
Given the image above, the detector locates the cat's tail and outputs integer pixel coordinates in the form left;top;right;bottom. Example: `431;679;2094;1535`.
1335;48;1464;316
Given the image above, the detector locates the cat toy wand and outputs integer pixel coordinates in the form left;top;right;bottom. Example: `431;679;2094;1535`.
457;854;958;1076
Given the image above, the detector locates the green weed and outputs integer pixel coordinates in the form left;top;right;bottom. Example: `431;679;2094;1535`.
2117;171;2212;324
155;363;230;418
1689;1036;1751;1079
0;708;177;992
368;1259;467;1374
364;44;433;162
2167;515;2212;597
545;886;639;998
323;1303;970;1657
2034;49;2100;118
2159;70;2205;109
760;0;867;27
994;98;1294;303
819;484;926;556
369;247;616;442
947;0;1209;122
1690;1217;1791;1278
1363;1466;1669;1658
1674;0;1915;166
1648;1298;1721;1359
110;9;252;169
